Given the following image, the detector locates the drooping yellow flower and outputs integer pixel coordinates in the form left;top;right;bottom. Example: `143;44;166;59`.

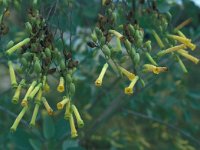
168;34;196;51
64;100;71;120
42;97;53;115
57;96;70;110
28;83;42;100
118;66;135;81
72;105;84;128
95;63;109;87
44;83;50;92
124;76;139;95
157;44;186;56
10;106;28;132
8;61;18;88
21;81;37;107
57;76;65;92
177;51;199;64
12;79;25;104
109;29;124;39
152;30;165;48
6;38;30;55
143;64;168;74
176;30;186;38
174;18;192;31
30;104;40;127
145;52;158;66
69;114;78;138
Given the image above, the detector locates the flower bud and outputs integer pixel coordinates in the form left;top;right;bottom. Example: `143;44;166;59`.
44;48;51;58
72;105;84;128
134;53;140;65
60;59;66;70
65;73;72;84
102;45;111;57
8;61;18;88
69;82;76;97
91;32;97;43
6;40;14;49
25;22;32;33
34;58;41;74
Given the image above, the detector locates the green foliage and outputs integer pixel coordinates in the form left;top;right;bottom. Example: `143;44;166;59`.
0;0;200;150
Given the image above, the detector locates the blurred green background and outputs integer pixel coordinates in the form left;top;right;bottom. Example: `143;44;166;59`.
0;0;200;149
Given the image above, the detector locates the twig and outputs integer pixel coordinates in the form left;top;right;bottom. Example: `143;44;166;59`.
125;109;200;146
0;105;28;126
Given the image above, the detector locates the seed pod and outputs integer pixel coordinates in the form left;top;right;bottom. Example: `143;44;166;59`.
116;38;122;52
124;39;132;52
131;47;136;56
25;22;32;33
136;38;143;47
91;32;97;43
95;27;103;39
134;53;140;65
34;58;41;74
22;52;32;60
20;57;28;67
144;41;152;51
60;60;65;70
44;48;51;58
128;24;135;37
135;30;140;39
69;82;75;96
102;45;111;57
6;40;14;49
100;36;106;46
65;73;72;84
165;12;172;22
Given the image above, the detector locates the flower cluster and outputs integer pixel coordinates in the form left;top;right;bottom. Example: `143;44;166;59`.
88;0;199;95
5;9;83;138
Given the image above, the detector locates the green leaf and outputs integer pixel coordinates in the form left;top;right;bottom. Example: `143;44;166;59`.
42;111;55;139
29;138;42;150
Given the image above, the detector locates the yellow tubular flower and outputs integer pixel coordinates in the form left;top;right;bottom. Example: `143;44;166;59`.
12;79;25;104
152;30;165;48
124;76;139;95
64;100;71;120
30;104;40;127
10;106;28;132
6;38;30;55
145;52;158;66
69;114;78;138
42;97;53;115
178;49;189;54
176;30;186;38
175;18;192;31
118;66;135;81
72;105;84;128
21;81;37;107
44;83;50;92
57;97;70;110
8;61;18;88
143;64;168;74
102;0;106;5
157;44;186;56
109;30;124;39
57;76;65;93
177;51;199;64
168;35;196;50
95;63;109;87
176;55;188;73
28;83;42;100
